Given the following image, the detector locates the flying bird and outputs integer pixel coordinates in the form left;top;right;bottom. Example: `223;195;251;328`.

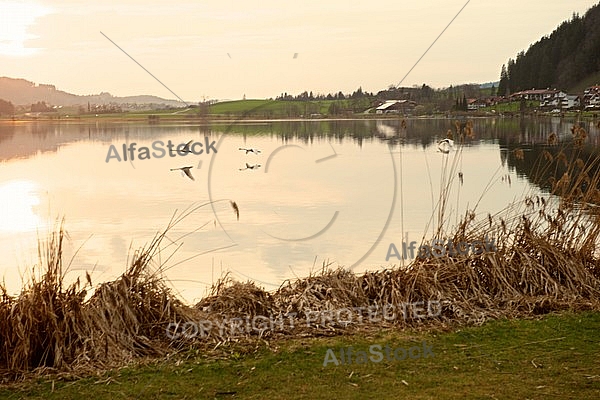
179;140;193;154
230;201;239;221
437;138;454;154
239;147;261;154
170;166;195;181
239;163;261;171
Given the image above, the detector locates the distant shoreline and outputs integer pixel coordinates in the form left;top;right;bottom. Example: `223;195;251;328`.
0;111;596;124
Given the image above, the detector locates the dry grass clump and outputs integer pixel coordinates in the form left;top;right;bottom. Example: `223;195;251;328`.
196;274;274;318
82;232;196;362
0;217;199;380
274;267;367;313
3;124;600;379
0;220;89;375
1;202;599;379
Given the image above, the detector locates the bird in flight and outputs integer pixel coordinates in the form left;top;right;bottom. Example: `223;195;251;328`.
239;163;261;171
180;140;193;154
239;147;261;154
170;166;195;181
437;138;454;154
230;201;239;221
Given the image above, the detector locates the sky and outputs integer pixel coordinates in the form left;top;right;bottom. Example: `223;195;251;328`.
0;0;598;102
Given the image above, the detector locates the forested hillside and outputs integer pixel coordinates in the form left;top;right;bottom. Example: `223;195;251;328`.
497;3;600;95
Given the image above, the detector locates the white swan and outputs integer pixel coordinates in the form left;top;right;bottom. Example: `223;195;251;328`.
437;138;454;154
170;166;194;181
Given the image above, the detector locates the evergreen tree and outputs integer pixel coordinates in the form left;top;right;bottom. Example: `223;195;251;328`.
501;66;509;95
497;3;600;92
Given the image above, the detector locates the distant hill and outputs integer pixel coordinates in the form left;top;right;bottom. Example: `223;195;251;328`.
497;3;600;95
0;77;187;107
479;81;499;89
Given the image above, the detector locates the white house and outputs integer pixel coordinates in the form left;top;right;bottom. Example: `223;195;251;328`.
584;94;600;110
583;86;600;110
375;100;416;114
512;89;565;103
561;95;580;110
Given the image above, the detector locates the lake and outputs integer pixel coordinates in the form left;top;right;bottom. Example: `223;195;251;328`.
0;116;598;303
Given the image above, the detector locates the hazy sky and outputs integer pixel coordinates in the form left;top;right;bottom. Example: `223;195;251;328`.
0;0;598;102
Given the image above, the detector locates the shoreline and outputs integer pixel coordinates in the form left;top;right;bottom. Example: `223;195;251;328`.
0;112;596;124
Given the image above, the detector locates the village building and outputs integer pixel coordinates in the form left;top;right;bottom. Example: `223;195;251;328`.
467;98;488;110
561;95;580;110
375;100;417;114
583;85;600;110
510;88;566;103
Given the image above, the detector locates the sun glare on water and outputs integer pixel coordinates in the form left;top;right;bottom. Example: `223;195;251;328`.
0;1;51;56
0;180;44;233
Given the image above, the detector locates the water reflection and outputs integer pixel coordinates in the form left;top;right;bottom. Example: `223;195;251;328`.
0;180;43;233
0;117;597;303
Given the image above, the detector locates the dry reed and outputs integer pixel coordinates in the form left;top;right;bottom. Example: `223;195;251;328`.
2;125;600;380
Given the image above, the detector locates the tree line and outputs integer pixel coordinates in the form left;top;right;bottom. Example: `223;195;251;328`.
0;99;15;116
497;4;600;96
275;87;375;101
274;83;491;113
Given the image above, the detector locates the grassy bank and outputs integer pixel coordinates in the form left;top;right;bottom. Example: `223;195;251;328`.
1;120;600;398
1;98;380;121
3;100;599;121
1;310;598;399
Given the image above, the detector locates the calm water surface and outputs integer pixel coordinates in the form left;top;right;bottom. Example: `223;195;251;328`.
1;117;598;303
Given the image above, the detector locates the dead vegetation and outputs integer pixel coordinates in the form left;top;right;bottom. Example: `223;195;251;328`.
1;124;600;381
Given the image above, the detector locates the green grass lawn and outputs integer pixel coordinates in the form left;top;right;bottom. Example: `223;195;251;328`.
480;101;540;113
2;310;599;399
3;100;353;121
207;99;355;117
3;98;366;121
209;99;318;117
